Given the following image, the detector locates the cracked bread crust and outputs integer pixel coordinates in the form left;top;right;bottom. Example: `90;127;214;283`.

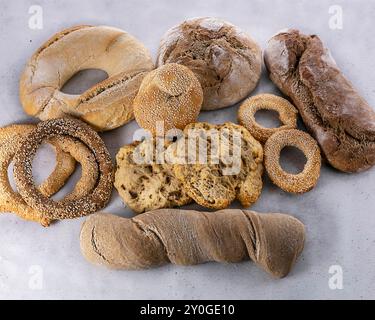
264;29;375;172
114;140;192;214
157;17;262;110
20;25;154;131
172;122;263;209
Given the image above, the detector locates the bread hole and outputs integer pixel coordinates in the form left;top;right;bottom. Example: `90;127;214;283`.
279;146;307;174
129;190;138;199
8;143;83;200
255;109;282;128
61;69;108;95
169;191;181;200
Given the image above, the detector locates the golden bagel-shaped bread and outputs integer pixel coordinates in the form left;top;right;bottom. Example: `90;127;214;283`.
20;25;154;131
133;63;203;135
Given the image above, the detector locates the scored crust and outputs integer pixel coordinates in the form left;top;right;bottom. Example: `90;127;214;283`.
172;122;264;209
115;139;192;213
157;17;262;110
20;25;154;131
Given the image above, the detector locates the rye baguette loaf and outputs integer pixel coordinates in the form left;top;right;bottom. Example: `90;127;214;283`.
264;29;375;172
80;209;305;278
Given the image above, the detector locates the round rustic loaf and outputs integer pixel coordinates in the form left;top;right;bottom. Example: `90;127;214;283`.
133;63;203;135
20;25;154;131
157;17;262;110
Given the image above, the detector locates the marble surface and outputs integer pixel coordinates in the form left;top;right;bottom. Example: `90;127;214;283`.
0;0;375;300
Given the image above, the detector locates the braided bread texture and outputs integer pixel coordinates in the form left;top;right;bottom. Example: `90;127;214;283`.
80;209;305;278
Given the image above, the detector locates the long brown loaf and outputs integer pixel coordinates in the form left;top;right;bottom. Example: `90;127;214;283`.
264;29;375;172
80;209;305;278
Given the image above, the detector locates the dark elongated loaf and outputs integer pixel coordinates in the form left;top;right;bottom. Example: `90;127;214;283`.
80;209;305;278
264;29;375;172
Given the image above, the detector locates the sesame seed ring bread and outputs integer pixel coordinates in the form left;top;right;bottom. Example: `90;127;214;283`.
47;136;99;202
20;25;154;131
157;17;262;110
0;124;98;226
133;63;203;135
264;129;321;193
13;118;114;220
238;94;299;143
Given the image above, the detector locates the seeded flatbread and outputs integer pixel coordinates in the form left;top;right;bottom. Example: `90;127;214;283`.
115;140;192;213
172;122;263;209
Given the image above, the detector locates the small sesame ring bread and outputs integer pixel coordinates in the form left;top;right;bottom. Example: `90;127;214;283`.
0;124;98;226
157;17;262;110
13;118;114;220
264;129;321;193
133;63;203;135
20;25;154;131
238;94;299;143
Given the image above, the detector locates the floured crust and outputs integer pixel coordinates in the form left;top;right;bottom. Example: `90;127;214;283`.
115;140;192;213
264;29;375;172
133;63;203;135
80;209;305;278
172;122;264;209
238;94;298;143
157;17;262;110
20;25;154;131
0;124;99;226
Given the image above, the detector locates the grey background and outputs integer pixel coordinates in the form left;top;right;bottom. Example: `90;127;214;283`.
0;0;374;300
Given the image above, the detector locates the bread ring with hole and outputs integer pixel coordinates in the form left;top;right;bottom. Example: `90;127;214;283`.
0;124;98;226
264;129;321;193
238;94;298;143
20;25;154;131
13;118;114;220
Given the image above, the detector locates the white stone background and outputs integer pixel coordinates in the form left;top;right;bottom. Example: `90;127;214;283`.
0;0;374;299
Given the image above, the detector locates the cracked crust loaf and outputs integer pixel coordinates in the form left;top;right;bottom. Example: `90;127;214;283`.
80;209;305;278
172;122;263;209
157;17;262;110
114;139;192;213
264;29;375;172
133;63;203;135
20;25;154;131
